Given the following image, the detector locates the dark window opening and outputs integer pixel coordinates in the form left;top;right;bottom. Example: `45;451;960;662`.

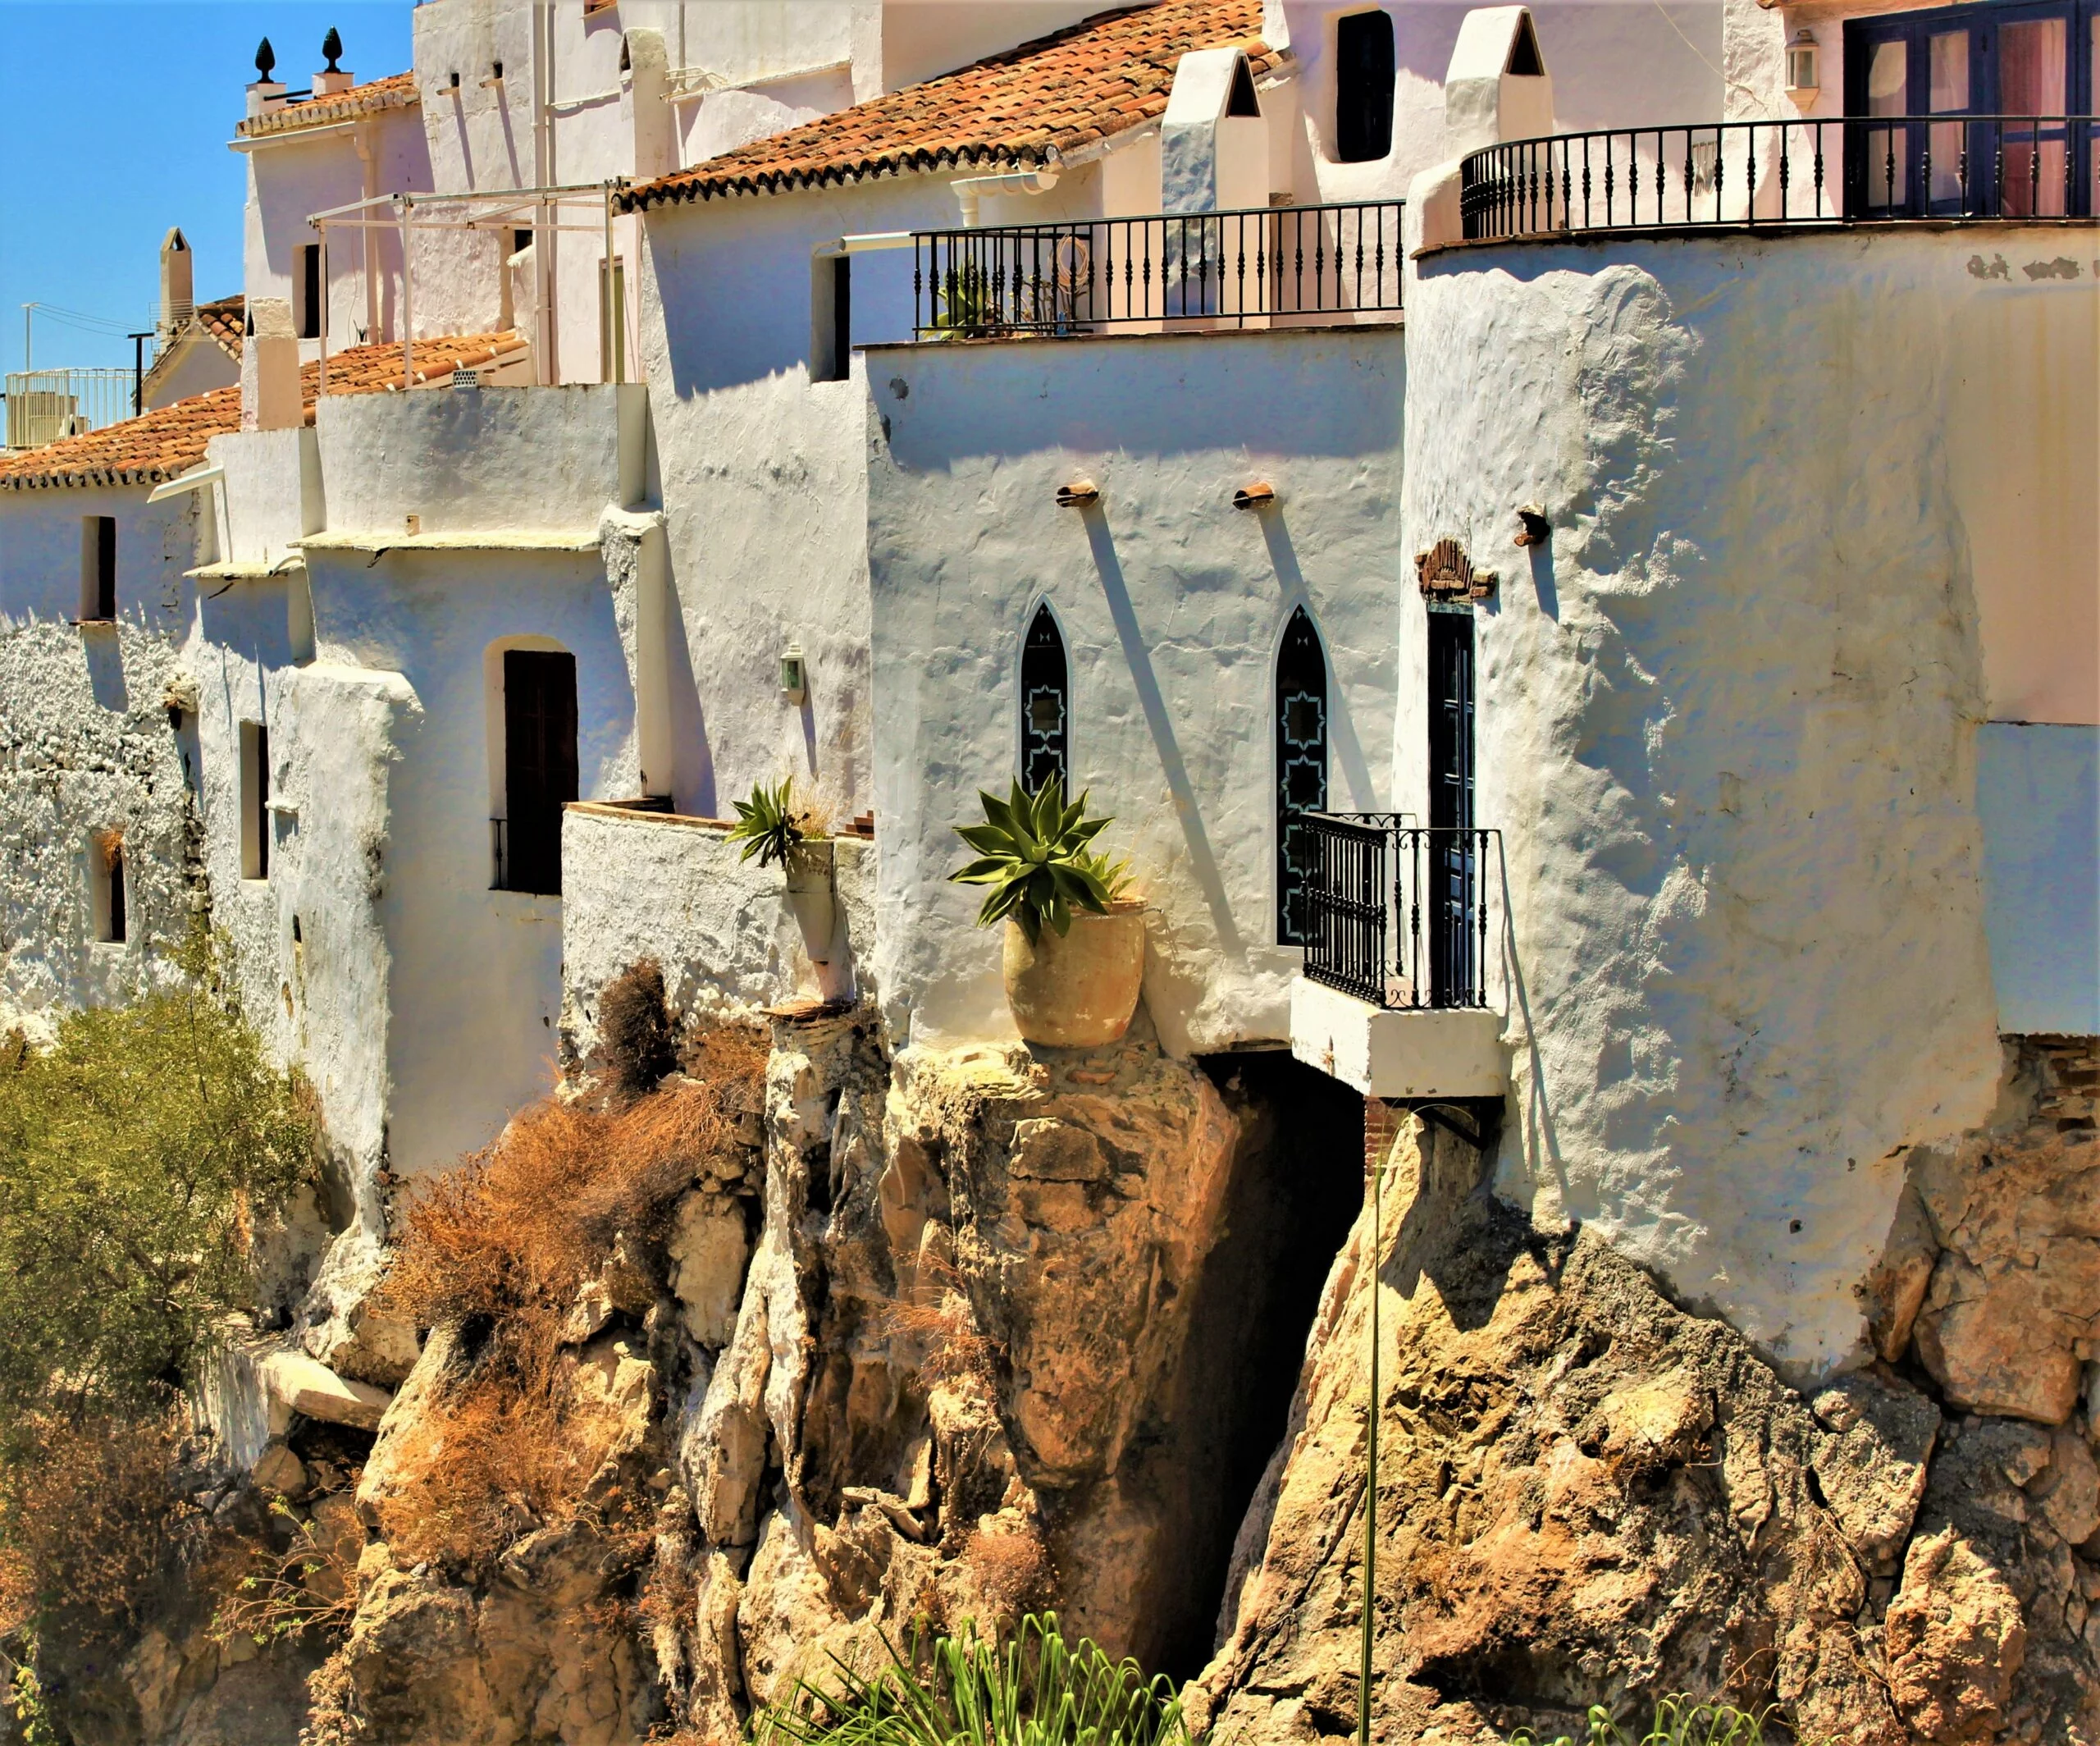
1335;9;1396;162
500;649;578;896
1019;604;1070;793
240;721;270;880
80;516;116;621
1276;606;1329;944
512;227;533;258
93;834;126;944
1427;608;1477;1004
815;255;851;383
107;843;126;944
1227;54;1261;116
296;244;322;339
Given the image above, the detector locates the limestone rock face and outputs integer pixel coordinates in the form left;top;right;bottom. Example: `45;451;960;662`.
1885;1526;2028;1741
1189;1118;1914;1746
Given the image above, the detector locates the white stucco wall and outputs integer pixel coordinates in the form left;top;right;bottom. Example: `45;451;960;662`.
1975;722;2100;1039
865;324;1404;1058
1399;222;2067;1377
0;488;200;1026
560;804;875;1050
1269;0;1724;205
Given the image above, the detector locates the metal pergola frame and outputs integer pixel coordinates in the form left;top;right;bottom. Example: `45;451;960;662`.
306;180;634;394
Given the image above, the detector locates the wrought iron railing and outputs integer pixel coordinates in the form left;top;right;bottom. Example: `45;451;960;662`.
912;202;1404;337
1301;815;1499;1011
1460;114;2098;240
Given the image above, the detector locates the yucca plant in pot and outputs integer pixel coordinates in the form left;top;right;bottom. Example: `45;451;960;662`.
729;776;838;973
949;776;1144;1048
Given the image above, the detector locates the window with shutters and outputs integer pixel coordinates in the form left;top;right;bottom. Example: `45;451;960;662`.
1276;607;1330;944
1335;10;1396;164
1019;604;1070;794
498;650;578;896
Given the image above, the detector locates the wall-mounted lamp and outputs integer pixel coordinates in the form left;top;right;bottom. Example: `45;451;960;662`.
779;642;808;704
1055;480;1099;508
1785;30;1819;104
1513;504;1550;547
1232;481;1276;510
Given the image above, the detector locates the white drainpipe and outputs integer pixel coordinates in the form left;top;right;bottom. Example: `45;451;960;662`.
951;165;1060;227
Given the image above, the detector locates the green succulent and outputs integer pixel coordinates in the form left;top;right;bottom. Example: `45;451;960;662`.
728;776;809;871
948;776;1119;947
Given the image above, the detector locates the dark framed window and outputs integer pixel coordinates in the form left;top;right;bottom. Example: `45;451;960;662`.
1335;10;1396;163
1276;606;1329;944
500;650;578;896
1427;608;1477;1005
93;834;126;944
80;516;116;621
1019;604;1070;794
1846;0;2096;217
814;255;851;383
240;721;270;881
296;244;322;339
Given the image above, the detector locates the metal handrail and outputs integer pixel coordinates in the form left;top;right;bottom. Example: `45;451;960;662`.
1301;814;1500;1011
912;201;1404;337
1460;114;2098;239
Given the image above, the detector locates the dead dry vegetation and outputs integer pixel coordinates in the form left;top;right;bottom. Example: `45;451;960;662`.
369;1017;768;1577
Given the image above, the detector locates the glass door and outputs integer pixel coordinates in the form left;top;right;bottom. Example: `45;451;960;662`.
1846;0;2095;216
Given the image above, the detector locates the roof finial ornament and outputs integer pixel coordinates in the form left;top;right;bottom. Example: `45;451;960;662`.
322;27;344;74
254;36;276;81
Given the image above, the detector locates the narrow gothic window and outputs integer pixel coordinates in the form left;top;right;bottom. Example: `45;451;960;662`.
1019;605;1069;793
1276;606;1329;944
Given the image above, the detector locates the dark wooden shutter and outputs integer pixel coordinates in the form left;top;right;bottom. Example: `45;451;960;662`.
504;650;578;896
1427;609;1477;1003
1019;605;1069;793
1276;606;1329;944
95;518;116;619
1336;11;1396;164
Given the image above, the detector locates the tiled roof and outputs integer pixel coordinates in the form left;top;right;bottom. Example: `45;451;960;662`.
0;332;523;491
620;0;1278;211
235;71;418;139
197;295;247;360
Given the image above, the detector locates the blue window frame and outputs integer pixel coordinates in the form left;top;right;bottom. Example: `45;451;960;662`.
1846;0;2096;217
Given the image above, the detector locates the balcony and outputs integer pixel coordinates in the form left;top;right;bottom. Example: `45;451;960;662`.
1290;816;1506;1101
1459;114;2099;241
910;201;1404;340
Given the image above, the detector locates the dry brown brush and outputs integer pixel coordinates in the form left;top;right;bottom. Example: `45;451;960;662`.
372;1023;766;1574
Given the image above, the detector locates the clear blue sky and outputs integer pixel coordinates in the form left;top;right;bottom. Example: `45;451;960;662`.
0;2;414;375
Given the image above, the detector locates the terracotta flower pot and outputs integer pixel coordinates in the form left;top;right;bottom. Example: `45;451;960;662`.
1002;905;1146;1048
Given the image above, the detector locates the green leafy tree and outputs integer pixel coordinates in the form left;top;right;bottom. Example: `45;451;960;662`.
0;929;319;1425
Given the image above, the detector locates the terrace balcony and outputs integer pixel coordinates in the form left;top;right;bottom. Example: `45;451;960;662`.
1454;112;2099;241
1290;816;1508;1103
907;200;1405;341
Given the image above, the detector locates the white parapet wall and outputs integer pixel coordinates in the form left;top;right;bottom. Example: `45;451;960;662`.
559;801;875;1061
1290;976;1509;1099
1401;220;2095;1378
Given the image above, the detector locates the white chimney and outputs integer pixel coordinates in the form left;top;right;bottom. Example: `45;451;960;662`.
158;227;194;336
243;298;300;432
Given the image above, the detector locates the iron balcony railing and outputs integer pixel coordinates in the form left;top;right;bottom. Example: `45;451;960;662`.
1301;815;1500;1011
911;201;1404;338
1460;114;2098;240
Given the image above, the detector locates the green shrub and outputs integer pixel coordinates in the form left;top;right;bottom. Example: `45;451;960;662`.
754;1611;1189;1746
0;928;319;1425
947;777;1120;947
1510;1695;1790;1746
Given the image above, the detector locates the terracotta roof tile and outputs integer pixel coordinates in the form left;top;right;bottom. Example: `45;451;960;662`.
235;71;417;139
0;332;523;490
196;295;247;360
620;0;1278;211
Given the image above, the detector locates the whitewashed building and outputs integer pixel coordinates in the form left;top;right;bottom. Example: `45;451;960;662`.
0;0;2089;1418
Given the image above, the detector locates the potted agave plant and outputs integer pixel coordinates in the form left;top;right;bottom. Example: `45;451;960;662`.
949;776;1144;1048
728;776;836;973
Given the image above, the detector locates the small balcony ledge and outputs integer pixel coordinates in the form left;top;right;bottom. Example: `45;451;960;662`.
1290;976;1506;1100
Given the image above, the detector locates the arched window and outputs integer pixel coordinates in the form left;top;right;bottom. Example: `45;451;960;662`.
1276;606;1329;944
1020;605;1070;794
